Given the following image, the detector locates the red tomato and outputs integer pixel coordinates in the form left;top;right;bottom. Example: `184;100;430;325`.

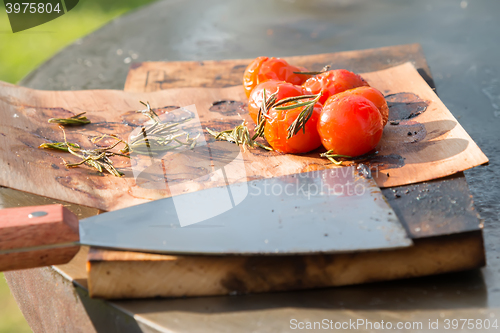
243;56;268;98
302;69;369;104
318;95;383;157
325;86;389;126
243;57;310;98
265;102;323;154
248;80;305;124
257;58;310;88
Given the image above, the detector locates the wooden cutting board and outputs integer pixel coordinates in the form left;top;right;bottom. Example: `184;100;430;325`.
0;64;488;212
82;44;486;299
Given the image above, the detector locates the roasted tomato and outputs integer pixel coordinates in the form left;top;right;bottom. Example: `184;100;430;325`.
243;57;310;98
257;58;310;88
318;95;383;157
264;102;323;154
243;56;269;98
325;86;389;126
302;69;369;104
248;80;305;124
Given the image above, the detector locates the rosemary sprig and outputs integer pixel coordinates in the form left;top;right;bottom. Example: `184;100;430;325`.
38;142;80;152
272;94;319;108
273;92;321;139
40;128;130;177
129;101;199;155
63;132;129;177
91;134;131;156
138;101;161;122
211;89;321;151
255;93;322;140
320;150;379;166
293;65;331;75
320;150;353;165
252;88;279;140
48;112;91;126
207;121;272;151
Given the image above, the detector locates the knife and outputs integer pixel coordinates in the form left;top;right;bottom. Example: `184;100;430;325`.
0;167;412;272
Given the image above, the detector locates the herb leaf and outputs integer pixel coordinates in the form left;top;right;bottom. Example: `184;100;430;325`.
48;112;91;126
207;121;272;151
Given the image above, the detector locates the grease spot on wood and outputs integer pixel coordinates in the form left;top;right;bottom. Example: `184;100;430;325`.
369;154;405;170
386;92;428;121
221;273;248;294
209;100;246;116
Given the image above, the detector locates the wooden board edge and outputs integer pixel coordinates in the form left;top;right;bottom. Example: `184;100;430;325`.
87;230;485;299
126;43;426;69
124;43;434;92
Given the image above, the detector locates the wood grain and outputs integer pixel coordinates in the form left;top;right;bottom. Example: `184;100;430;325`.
0;246;80;272
125;43;436;92
84;46;485;299
0;64;488;212
87;231;485;299
0;45;486;298
0;204;80;271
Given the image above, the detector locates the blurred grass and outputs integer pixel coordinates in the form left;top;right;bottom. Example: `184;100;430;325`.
0;1;157;331
0;0;158;84
0;273;31;333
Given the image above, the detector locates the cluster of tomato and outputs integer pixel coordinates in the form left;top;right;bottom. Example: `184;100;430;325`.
243;57;388;157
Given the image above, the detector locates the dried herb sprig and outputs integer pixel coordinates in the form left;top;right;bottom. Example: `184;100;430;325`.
137;101;161;122
40;128;130;177
273;92;322;139
63;132;129;177
252;88;279;140
48;112;91;126
38;142;80;152
255;92;322;140
293;65;331;75
208;90;321;150
91;134;131;156
320;150;379;166
320;150;353;165
129;101;199;155
207;121;272;151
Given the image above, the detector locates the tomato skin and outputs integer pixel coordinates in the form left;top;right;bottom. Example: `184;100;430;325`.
243;57;310;98
257;58;310;88
318;95;383;157
325;86;389;126
248;80;305;124
243;56;269;98
302;69;369;105
265;103;323;154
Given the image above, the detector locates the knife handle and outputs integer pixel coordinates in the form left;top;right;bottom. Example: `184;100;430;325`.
0;204;80;272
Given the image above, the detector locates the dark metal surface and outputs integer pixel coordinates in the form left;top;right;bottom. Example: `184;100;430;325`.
4;0;500;331
381;172;483;239
80;168;410;255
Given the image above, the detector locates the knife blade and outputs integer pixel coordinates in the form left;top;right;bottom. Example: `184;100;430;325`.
0;166;411;271
82;166;411;254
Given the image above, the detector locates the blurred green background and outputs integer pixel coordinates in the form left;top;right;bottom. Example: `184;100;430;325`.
0;0;156;331
0;0;157;84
